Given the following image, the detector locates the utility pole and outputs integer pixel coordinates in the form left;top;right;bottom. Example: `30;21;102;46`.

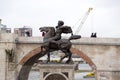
0;19;2;40
0;19;1;31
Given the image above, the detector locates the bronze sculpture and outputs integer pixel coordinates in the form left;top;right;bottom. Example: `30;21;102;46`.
39;21;81;63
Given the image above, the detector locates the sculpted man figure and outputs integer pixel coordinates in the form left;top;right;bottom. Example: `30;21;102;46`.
44;20;73;43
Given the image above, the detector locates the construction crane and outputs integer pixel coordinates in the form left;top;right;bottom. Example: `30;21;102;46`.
74;8;93;35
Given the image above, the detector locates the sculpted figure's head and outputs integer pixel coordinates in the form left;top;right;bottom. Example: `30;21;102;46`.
56;20;64;28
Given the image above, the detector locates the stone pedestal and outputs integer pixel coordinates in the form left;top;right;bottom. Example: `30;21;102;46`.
38;64;75;80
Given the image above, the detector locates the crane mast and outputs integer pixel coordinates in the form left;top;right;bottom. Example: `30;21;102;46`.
74;8;93;35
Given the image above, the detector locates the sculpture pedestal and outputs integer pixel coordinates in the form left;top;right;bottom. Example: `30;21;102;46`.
38;64;75;80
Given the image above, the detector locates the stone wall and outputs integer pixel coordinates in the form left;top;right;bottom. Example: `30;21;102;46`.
0;33;17;80
0;48;6;80
97;70;120;80
0;33;120;80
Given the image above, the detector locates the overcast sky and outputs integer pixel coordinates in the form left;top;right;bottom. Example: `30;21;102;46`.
0;0;120;38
